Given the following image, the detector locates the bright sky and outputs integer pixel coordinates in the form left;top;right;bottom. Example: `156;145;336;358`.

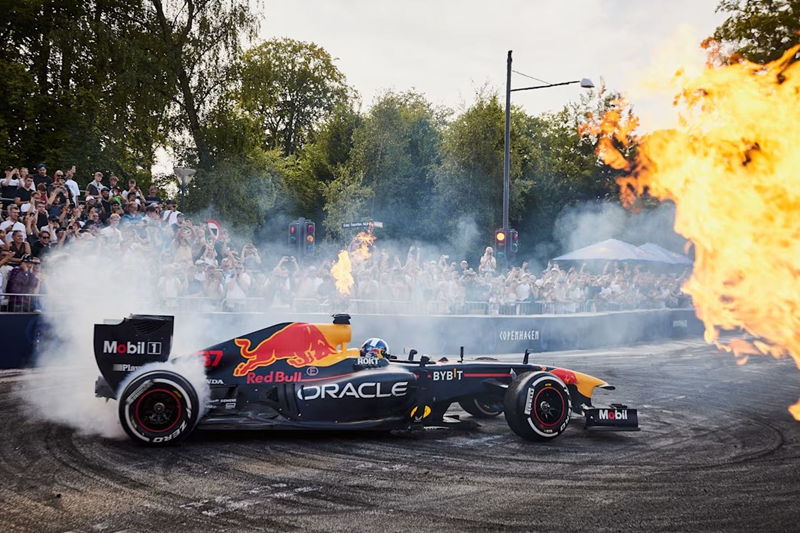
256;0;725;129
155;0;725;174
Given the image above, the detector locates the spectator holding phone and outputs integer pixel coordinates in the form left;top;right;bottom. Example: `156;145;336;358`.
6;254;40;311
2;167;19;209
479;246;496;274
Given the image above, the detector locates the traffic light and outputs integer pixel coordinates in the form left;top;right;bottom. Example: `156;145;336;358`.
509;229;519;254
302;221;315;256
288;221;301;250
494;229;507;260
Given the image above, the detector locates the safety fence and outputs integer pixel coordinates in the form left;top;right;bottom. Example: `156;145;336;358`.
0;293;693;316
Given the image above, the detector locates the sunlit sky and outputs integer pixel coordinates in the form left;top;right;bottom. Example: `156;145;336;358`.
156;0;726;173
258;0;725;127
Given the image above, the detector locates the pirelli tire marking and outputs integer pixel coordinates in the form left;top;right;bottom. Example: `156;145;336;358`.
505;371;571;441
123;375;194;444
525;376;571;438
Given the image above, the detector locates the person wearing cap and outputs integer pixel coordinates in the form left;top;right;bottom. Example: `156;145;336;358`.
45;214;62;235
161;199;182;225
33;163;53;192
110;186;123;206
5;254;41;311
121;201;143;225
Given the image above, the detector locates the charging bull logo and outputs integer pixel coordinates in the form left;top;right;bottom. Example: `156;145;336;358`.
233;323;339;377
550;368;579;385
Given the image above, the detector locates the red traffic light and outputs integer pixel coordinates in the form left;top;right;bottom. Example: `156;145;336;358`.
290;226;296;234
306;224;314;234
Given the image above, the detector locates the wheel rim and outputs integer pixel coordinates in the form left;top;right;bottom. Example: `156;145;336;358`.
134;388;182;433
474;398;502;415
532;387;564;427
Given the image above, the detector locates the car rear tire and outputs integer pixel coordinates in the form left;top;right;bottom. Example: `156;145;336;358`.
504;371;571;441
118;370;199;446
458;396;504;418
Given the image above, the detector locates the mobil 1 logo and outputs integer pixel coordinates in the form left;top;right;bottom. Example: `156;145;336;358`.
104;340;162;356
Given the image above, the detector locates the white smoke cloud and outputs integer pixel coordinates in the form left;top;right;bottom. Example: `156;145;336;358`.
16;245;212;439
553;200;688;256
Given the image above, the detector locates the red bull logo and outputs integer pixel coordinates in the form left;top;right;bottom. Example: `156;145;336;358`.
233;323;339;377
551;368;579;385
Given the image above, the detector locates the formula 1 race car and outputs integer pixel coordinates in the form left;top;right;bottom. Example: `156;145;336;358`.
94;314;639;446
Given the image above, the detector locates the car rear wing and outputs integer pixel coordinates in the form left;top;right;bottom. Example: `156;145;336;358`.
94;314;174;393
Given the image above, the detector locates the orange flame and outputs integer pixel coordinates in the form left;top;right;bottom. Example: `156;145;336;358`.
351;231;375;261
330;250;354;296
330;229;377;296
585;45;800;419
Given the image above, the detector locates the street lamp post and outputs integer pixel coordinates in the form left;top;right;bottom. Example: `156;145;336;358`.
173;167;196;211
502;50;594;266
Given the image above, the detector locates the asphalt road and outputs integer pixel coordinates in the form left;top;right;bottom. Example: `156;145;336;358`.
2;337;800;533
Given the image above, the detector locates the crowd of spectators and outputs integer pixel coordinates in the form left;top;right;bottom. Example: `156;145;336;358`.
332;245;691;315
0;163;691;315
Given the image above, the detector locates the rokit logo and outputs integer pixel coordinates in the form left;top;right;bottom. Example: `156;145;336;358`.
104;340;162;355
356;356;381;366
432;369;463;381
598;409;628;420
298;381;408;401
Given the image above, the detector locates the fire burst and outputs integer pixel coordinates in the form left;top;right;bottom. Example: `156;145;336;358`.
583;45;800;419
331;230;376;296
351;231;376;261
330;250;354;296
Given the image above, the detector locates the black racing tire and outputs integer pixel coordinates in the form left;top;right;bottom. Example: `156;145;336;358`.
504;371;571;441
118;370;199;446
458;396;504;418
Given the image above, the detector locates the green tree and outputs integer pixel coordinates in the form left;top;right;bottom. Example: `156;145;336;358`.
431;91;532;243
291;102;361;220
713;0;800;63
146;0;259;170
185;148;297;237
239;38;350;156
0;1;172;184
323;91;444;240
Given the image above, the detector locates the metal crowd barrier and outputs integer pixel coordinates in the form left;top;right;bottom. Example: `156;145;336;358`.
0;293;693;316
0;293;45;313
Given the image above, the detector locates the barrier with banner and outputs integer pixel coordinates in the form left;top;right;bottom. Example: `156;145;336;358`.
0;308;704;369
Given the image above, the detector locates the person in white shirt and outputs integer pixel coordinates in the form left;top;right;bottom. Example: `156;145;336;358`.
63;166;81;202
515;276;532;301
161;199;182;225
225;262;251;310
100;213;123;243
1;205;27;244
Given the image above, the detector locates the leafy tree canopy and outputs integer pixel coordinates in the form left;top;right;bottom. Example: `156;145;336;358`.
713;0;800;63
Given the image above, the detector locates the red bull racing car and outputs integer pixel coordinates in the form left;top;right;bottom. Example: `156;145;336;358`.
94;314;639;446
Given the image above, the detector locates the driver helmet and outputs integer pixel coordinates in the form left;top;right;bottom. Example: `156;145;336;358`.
360;338;390;358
